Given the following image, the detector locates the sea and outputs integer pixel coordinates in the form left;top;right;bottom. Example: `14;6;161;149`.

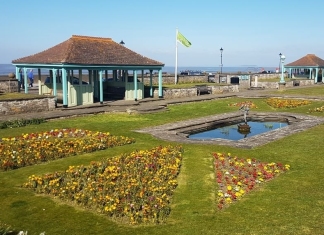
0;64;276;76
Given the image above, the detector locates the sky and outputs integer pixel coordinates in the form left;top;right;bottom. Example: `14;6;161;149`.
1;0;323;68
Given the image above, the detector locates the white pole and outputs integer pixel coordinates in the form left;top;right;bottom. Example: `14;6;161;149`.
175;28;178;84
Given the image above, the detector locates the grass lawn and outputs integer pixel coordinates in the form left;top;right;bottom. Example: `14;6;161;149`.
0;92;42;100
270;85;324;96
1;88;324;234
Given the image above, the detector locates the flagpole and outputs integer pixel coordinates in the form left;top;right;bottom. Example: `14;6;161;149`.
175;28;178;84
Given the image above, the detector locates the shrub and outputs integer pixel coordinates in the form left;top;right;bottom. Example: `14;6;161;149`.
0;118;46;129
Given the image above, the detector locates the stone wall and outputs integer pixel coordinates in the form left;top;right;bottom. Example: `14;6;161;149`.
143;73;284;86
159;88;197;99
251;79;315;89
251;81;279;89
0;79;20;93
285;79;314;87
153;85;239;99
0;97;56;115
143;75;208;85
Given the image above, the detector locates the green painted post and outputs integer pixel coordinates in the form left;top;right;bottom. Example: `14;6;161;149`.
62;68;68;108
279;54;286;84
150;70;153;97
99;70;103;104
134;70;138;101
158;70;163;98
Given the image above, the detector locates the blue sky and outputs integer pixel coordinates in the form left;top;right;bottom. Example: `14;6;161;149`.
1;0;323;68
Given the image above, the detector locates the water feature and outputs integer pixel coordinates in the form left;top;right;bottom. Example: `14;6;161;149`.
136;112;324;149
188;120;288;141
188;104;288;141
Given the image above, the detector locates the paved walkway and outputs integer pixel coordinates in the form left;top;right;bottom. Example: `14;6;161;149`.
1;86;323;122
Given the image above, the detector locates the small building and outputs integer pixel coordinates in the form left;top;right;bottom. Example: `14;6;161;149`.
285;54;324;83
12;35;165;107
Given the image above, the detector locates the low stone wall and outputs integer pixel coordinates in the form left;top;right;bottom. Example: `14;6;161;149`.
214;85;239;93
285;79;314;87
143;75;208;85
0;97;56;116
162;88;197;99
251;81;279;89
251;79;315;89
153;85;239;99
0;79;20;93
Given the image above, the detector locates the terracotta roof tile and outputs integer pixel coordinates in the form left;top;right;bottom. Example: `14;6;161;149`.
286;54;324;67
12;35;164;66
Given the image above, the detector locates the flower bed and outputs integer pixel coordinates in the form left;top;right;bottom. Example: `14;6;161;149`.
0;128;135;171
22;145;183;225
213;152;290;210
308;105;324;113
266;98;311;108
228;101;258;109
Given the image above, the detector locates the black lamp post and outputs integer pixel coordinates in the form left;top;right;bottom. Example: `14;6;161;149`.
120;40;125;46
220;47;223;74
279;53;282;73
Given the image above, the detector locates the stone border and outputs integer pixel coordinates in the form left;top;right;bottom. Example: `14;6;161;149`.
135;111;324;149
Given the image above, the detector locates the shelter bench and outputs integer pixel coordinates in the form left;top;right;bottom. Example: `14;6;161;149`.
104;86;125;99
195;85;212;95
293;79;300;86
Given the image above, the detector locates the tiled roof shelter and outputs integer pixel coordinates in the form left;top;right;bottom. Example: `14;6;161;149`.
12;35;165;107
285;54;324;83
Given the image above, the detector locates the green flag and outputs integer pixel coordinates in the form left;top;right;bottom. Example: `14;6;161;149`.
177;31;191;47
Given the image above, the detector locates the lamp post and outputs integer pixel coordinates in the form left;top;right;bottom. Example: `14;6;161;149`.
220;47;223;74
279;54;286;84
278;53;282;73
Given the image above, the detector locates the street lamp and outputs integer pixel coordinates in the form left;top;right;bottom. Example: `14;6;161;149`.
278;53;282;73
220;47;223;74
279;54;286;84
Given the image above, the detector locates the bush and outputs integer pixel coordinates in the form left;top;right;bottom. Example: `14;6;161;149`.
0;118;46;129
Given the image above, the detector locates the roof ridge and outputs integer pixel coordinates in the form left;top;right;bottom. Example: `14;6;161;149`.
61;38;74;63
72;35;112;42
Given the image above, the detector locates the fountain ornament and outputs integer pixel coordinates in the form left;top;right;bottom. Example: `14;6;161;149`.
238;104;251;134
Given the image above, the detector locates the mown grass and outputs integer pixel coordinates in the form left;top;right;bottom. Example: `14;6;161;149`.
1;89;324;234
0;92;41;100
270;85;324;96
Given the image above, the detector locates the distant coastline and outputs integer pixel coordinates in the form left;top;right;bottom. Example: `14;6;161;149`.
0;64;276;76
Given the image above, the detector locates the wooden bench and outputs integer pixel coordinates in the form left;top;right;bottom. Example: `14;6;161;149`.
104;86;125;99
195;85;212;95
43;89;53;95
292;80;300;86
